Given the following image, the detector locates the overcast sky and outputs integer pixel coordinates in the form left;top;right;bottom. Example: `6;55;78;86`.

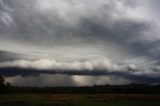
0;0;160;86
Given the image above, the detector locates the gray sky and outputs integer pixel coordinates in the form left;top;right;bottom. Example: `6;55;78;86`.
0;0;160;86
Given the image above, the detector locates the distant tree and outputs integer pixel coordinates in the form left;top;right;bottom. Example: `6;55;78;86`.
6;82;11;87
0;75;5;87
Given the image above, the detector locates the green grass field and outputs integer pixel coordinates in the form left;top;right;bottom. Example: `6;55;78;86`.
0;94;160;106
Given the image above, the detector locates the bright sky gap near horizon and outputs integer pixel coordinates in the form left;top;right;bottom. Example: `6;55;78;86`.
0;0;160;86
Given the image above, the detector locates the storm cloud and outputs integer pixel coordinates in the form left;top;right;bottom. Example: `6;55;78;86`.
0;0;160;86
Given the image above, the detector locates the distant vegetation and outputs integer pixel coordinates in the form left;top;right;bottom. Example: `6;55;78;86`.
0;76;11;93
0;75;5;86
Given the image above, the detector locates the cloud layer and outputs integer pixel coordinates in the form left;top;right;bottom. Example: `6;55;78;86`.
0;58;159;78
0;0;160;60
0;0;160;86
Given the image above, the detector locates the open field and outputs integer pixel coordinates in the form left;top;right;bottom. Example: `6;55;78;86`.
0;94;160;106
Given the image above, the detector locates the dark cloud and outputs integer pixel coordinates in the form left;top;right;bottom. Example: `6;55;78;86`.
0;58;159;85
0;0;160;86
0;50;20;62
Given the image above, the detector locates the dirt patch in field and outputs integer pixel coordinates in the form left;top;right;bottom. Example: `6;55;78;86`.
87;94;160;102
44;94;160;103
45;94;78;104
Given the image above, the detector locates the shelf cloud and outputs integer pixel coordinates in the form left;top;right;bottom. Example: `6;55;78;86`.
0;0;160;86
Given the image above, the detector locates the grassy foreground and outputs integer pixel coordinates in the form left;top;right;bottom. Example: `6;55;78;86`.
0;94;160;106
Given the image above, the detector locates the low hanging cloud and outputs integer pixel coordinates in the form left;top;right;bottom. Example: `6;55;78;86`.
0;58;159;78
0;58;131;71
